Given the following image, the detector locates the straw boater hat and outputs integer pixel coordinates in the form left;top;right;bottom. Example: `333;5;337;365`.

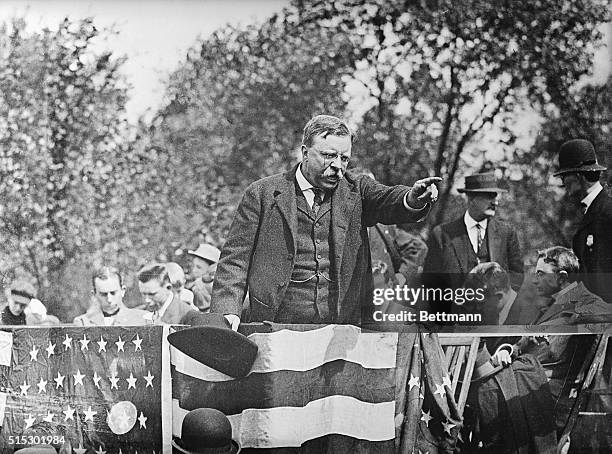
457;172;507;193
188;244;221;263
553;139;606;176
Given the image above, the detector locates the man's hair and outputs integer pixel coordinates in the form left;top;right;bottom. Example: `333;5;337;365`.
137;263;171;286
91;265;123;290
302;115;353;148
537;246;579;276
466;262;510;293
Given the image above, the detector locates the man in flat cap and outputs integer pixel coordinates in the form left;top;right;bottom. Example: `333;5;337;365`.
211;114;440;328
423;172;522;314
555;139;612;304
2;279;36;325
187;243;221;312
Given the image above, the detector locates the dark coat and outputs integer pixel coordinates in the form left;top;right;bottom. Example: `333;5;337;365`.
572;189;612;304
423;216;523;289
210;167;427;324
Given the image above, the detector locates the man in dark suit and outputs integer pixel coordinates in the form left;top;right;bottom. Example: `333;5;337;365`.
423;172;523;313
554;139;612;304
210;114;440;328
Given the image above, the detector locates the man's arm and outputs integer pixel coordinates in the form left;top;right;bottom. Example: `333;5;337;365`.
210;183;263;324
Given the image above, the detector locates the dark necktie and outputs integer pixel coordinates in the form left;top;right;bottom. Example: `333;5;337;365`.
580;202;588;215
312;188;324;215
475;223;484;257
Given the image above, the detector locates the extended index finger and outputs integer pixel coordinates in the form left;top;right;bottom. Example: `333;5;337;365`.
419;176;442;186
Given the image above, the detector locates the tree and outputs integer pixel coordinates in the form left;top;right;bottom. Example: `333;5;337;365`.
0;18;133;319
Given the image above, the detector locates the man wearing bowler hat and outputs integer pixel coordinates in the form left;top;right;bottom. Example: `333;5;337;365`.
423;172;523;313
554;138;612;304
187;243;221;312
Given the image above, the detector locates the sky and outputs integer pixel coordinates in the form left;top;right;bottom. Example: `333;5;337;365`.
0;1;290;122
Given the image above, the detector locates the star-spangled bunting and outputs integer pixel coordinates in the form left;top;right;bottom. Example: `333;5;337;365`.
0;326;164;452
408;374;420;391
421;409;433;427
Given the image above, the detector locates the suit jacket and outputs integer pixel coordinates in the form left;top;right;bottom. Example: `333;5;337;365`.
572;189;612;303
423;216;523;290
210;166;427;324
73;305;150;326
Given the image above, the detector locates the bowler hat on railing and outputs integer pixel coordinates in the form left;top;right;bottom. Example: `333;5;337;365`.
172;408;240;454
554;139;606;176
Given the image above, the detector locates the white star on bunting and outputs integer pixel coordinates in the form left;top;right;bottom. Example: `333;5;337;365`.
37;378;47;394
29;346;39;362
408;374;420;391
442;420;456;435
62;333;72;350
132;334;143;351
84;406;97;422
420;409;432;427
442;375;452;388
54;371;65;389
95;447;106;454
93;371;102;389
46;342;56;357
24;414;36;430
43;411;54;423
19;381;30;396
79;334;90;351
109;373;120;390
126;373;137;390
97;336;107;353
433;383;446;398
138;411;147;429
63;406;75;421
74;445;86;454
73;370;85;386
115;336;125;352
144;371;154;388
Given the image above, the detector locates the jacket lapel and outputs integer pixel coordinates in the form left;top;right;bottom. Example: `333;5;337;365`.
487;218;503;264
447;218;472;274
331;178;359;301
578;190;604;231
272;168;298;253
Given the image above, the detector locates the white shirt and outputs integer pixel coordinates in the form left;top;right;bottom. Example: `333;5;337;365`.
581;181;603;213
295;165;422;212
464;211;488;254
143;292;174;322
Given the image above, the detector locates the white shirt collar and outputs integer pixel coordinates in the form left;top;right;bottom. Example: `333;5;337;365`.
464;211;488;230
296;164;314;192
580;181;603;213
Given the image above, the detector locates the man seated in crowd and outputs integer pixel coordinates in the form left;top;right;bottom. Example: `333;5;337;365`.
166;262;195;306
1;280;37;325
187;243;220;312
138;263;195;324
463;261;518;324
74;266;149;326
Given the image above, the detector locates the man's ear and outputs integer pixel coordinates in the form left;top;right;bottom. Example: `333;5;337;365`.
301;144;308;161
120;286;127;297
557;270;569;285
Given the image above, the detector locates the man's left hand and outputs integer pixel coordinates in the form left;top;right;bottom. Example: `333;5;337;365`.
407;176;442;209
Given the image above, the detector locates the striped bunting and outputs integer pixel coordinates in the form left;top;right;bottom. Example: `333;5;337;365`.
171;325;399;449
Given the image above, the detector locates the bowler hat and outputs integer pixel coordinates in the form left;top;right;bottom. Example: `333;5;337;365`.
188;244;221;263
554;139;606;176
169;313;258;378
457;172;507;193
172;408;240;454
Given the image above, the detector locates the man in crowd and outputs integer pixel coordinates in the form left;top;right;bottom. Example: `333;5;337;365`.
2;280;36;325
423;172;522;314
187;243;221;312
464;261;518;324
166;262;195;306
138;263;195;324
211;114;440;329
74;266;149;326
554;138;612;303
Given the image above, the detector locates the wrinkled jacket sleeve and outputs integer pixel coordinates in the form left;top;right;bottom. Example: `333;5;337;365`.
210;182;262;317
